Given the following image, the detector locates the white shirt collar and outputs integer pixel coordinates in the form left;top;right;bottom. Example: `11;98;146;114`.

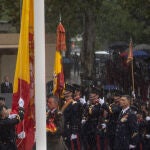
50;108;57;113
122;106;130;114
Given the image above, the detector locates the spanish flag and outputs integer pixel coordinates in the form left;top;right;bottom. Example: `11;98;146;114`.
12;0;35;149
127;38;133;64
53;23;66;96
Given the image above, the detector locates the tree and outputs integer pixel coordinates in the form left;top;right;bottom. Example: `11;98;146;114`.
1;0;149;77
0;0;21;32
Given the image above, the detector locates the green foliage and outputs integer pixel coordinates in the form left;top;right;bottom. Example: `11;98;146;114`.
0;0;21;32
96;0;146;49
0;0;149;43
118;0;150;43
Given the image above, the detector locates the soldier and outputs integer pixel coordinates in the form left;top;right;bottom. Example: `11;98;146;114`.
136;111;145;150
0;99;24;150
114;95;138;150
107;94;122;150
143;114;150;150
61;84;81;150
46;95;65;150
81;87;105;150
73;84;86;149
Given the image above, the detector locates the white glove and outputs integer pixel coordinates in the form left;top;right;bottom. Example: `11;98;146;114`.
99;97;104;105
146;116;150;121
81;119;86;124
70;134;77;140
18;131;26;139
8;114;17;119
145;134;150;139
101;123;106;129
132;91;135;98
18;98;24;108
80;97;86;104
129;144;136;149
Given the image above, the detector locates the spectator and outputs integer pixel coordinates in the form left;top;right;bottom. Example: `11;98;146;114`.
1;75;13;93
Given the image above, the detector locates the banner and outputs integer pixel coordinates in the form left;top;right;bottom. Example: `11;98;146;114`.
12;0;35;149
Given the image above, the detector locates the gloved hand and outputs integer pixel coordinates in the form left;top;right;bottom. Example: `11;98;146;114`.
18;131;26;139
8;114;17;119
146;116;150;121
129;144;136;149
18;98;24;108
18;107;24;121
145;134;150;139
99;97;104;105
81;119;86;124
80;97;86;104
70;134;77;140
132;91;135;98
101;123;106;129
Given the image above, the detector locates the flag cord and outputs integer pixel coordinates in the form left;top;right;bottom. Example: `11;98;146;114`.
17;120;25;148
131;60;135;94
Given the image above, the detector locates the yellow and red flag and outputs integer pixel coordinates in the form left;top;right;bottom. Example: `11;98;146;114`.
127;39;133;63
12;0;35;149
53;23;66;96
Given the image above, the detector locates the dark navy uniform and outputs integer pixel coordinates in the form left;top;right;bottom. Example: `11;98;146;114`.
143;117;150;150
62;99;73;149
0;107;24;150
114;108;138;150
107;103;122;150
136;114;145;150
62;83;83;150
46;109;65;150
82;102;102;150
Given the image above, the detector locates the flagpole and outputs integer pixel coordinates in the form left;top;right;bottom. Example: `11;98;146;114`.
131;59;135;94
34;0;46;150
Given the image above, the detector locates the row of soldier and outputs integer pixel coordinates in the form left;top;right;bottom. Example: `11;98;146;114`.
46;84;150;150
0;83;150;150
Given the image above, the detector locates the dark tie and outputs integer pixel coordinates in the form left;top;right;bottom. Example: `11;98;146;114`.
118;110;123;119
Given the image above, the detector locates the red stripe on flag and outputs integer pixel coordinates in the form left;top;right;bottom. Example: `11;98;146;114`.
12;79;30;112
12;79;35;150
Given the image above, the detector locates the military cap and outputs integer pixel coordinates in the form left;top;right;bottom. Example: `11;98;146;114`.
72;84;83;92
64;84;74;92
90;86;101;95
63;83;74;97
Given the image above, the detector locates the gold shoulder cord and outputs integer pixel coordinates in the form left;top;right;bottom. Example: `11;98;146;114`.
132;132;138;138
89;105;93;115
61;99;73;113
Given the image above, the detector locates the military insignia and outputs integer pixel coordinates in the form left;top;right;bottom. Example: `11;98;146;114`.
109;106;113;113
46;118;57;133
121;114;128;122
89;105;93;114
132;132;138;138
